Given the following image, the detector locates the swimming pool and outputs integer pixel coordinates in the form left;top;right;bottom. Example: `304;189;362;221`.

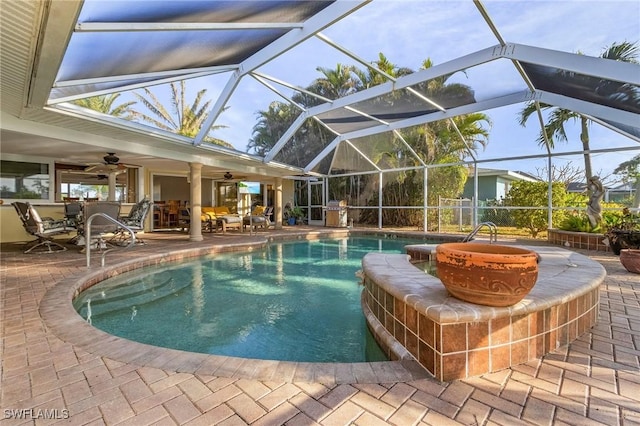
73;236;420;363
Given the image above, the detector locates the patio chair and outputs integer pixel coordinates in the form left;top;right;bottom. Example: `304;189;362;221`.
153;201;165;227
63;200;83;244
177;207;221;233
165;200;180;228
243;205;272;231
264;206;273;222
64;200;82;227
12;201;74;253
110;198;152;245
80;201;121;251
178;206;191;232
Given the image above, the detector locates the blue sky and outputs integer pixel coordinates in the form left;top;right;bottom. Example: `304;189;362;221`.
125;1;640;181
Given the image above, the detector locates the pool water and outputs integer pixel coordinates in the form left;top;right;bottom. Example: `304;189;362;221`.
73;236;424;363
415;260;439;277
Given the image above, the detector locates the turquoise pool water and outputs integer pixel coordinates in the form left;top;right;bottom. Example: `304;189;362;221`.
73;236;423;363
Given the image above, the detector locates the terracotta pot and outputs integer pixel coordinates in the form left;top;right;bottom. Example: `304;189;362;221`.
435;243;539;307
619;249;640;274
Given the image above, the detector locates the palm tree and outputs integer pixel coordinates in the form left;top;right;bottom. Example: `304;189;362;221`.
247;101;299;156
311;63;358;100
72;93;136;118
131;81;233;148
352;53;413;89
318;55;490;226
518;41;639;184
248;53;491;226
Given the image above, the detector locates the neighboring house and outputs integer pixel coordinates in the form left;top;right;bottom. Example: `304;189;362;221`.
566;182;588;194
462;168;539;202
606;182;636;203
567;181;636;203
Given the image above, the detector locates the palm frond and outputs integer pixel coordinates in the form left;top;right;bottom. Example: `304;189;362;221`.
134;89;177;129
601;41;639;64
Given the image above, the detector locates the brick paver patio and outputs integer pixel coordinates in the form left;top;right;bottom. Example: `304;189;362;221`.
1;228;638;425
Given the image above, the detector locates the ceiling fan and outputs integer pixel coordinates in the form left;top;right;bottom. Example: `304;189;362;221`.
212;171;246;182
84;152;138;173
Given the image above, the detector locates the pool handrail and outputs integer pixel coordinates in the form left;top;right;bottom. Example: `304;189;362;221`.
85;212;136;268
463;222;497;243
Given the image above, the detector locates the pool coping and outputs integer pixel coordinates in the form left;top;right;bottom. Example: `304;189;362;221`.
40;231;434;384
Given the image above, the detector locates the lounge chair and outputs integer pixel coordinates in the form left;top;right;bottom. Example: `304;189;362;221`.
243;205;272;231
12;202;75;253
201;206;243;233
178;207;220;233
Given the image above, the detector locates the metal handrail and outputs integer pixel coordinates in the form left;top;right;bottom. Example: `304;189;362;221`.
85;213;136;268
463;221;498;243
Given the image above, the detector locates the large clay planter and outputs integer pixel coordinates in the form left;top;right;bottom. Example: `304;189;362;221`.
435;243;539;307
619;249;640;274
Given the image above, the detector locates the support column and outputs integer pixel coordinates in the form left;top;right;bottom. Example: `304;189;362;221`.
189;162;203;242
275;177;283;229
108;172;118;201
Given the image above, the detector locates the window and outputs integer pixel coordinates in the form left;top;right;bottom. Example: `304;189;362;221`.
57;168;137;202
217;182;239;212
0;160;50;200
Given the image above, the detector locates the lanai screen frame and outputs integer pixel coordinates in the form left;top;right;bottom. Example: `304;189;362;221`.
41;0;640;227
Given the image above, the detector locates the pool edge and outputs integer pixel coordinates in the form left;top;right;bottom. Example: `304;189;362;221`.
40;232;433;384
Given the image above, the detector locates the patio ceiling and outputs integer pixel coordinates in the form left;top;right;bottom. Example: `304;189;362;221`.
2;0;639;178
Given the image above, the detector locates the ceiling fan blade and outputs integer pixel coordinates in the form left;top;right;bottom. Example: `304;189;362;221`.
84;163;123;173
213;175;248;182
85;151;141;171
119;162;141;168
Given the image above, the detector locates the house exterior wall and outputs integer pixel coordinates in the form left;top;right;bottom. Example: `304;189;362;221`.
462;176;499;201
606;190;635;203
463;175;527;203
1;176;295;243
1;204;67;243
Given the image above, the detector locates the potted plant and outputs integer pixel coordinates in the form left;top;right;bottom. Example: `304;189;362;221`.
620;249;640;274
603;208;640;255
283;203;294;225
290;206;305;225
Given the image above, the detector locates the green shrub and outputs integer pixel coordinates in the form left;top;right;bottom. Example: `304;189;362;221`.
564;192;588;208
604;207;640;231
558;213;602;233
505;181;568;238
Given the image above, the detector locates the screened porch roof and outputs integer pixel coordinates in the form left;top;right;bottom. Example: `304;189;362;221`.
25;1;640;177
